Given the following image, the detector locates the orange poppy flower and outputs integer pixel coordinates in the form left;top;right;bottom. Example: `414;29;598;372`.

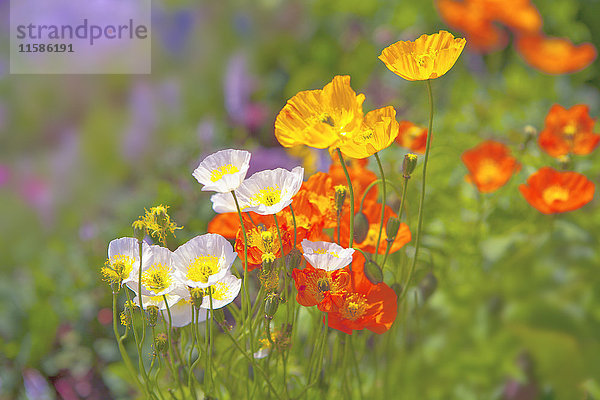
207;212;240;239
516;34;597;74
436;0;508;53
339;200;411;255
326;260;398;335
482;0;542;34
379;30;466;81
461;140;521;193
292;264;351;312
538;104;600;158
396;120;428;154
234;212;294;270
519;167;595;214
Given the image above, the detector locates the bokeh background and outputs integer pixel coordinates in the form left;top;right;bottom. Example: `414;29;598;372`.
1;0;599;399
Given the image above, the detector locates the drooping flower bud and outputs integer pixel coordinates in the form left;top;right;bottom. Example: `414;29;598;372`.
385;217;401;241
353;212;369;244
285;248;302;271
402;153;418;179
364;260;383;284
418;272;438;302
264;293;280;320
146;305;159;327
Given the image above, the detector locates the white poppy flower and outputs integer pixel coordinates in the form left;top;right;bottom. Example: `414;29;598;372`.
210;166;304;215
172;234;237;289
126;245;178;297
192;149;251;193
301;239;354;272
200;273;242;310
103;237;151;286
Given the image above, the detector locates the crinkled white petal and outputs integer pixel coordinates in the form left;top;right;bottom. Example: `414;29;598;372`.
301;239;354;271
172;234;237;289
200;273;242;310
232;166;304;215
107;237;152;285
133;292;182;310
126;245;179;297
193;149;251;193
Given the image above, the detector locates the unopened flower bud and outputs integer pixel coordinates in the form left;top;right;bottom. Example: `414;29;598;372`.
153;333;168;354
189;287;204;310
285;248;302;271
132;220;146;242
334;185;348;214
146;305;159;327
402;153;418;179
264;293;280;320
353;212;369;244
385;217;401;241
391;283;403;297
364;260;383;284
524;125;537;138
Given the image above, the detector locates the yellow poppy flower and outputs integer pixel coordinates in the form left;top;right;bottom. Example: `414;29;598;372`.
275;75;365;149
337;106;400;159
379;30;466;81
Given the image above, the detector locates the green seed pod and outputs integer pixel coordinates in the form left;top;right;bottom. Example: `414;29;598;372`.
146;305;159;327
385;217;401;241
364;260;383;284
353;212;369;244
132;220;146;242
154;333;168;354
189;287;204;310
317;277;331;293
402;153;418;178
264;293;280;320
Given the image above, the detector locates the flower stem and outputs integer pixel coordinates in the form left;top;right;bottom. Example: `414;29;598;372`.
403;79;434;300
335;148;355;258
289;204;297;248
374;152;387;260
112;290;143;391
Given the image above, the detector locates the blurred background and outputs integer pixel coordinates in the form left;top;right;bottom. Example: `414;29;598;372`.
1;0;599;398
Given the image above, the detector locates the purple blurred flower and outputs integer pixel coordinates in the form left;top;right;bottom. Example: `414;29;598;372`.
246;147;301;176
153;8;194;54
18;175;54;225
224;52;268;132
23;369;52;400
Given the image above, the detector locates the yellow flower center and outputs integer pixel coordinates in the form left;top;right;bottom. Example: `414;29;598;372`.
313;248;339;257
413;50;437;67
542;185;569;204
141;263;172;292
563;124;577;137
210;164;240;182
475;160;500;184
341;293;368;321
186;256;220;283
102;255;135;284
319;113;335;127
204;281;231;301
251;186;282;207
